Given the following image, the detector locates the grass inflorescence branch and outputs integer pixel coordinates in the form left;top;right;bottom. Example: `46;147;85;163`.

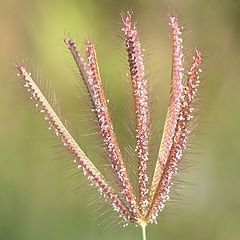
15;64;135;221
121;12;150;216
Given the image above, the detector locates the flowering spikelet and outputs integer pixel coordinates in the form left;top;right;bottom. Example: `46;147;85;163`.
150;16;184;202
147;50;202;222
15;64;135;221
121;11;150;216
15;12;203;237
64;39;88;83
65;38;139;219
85;41;139;218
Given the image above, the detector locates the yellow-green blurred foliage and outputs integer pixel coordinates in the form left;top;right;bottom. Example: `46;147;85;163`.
1;0;240;239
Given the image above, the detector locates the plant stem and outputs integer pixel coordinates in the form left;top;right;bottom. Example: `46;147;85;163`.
141;223;147;240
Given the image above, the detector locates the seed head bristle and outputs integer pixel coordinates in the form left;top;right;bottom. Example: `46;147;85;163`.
15;64;136;222
122;11;150;216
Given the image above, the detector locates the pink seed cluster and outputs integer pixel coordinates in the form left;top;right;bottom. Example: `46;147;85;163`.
150;16;184;202
85;42;139;218
65;38;140;220
64;39;88;83
147;50;202;222
122;12;150;215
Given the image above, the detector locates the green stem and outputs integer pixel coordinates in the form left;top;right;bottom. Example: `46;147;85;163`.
141;223;147;240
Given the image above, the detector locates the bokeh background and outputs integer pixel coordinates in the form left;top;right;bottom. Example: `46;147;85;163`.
1;0;240;239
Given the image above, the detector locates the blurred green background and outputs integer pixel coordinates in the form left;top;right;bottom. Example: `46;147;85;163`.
1;0;240;239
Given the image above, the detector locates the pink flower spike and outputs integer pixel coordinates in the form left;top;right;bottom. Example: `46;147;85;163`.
64;38;89;83
15;64;135;222
147;49;203;222
85;41;140;220
150;15;184;203
122;11;150;216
